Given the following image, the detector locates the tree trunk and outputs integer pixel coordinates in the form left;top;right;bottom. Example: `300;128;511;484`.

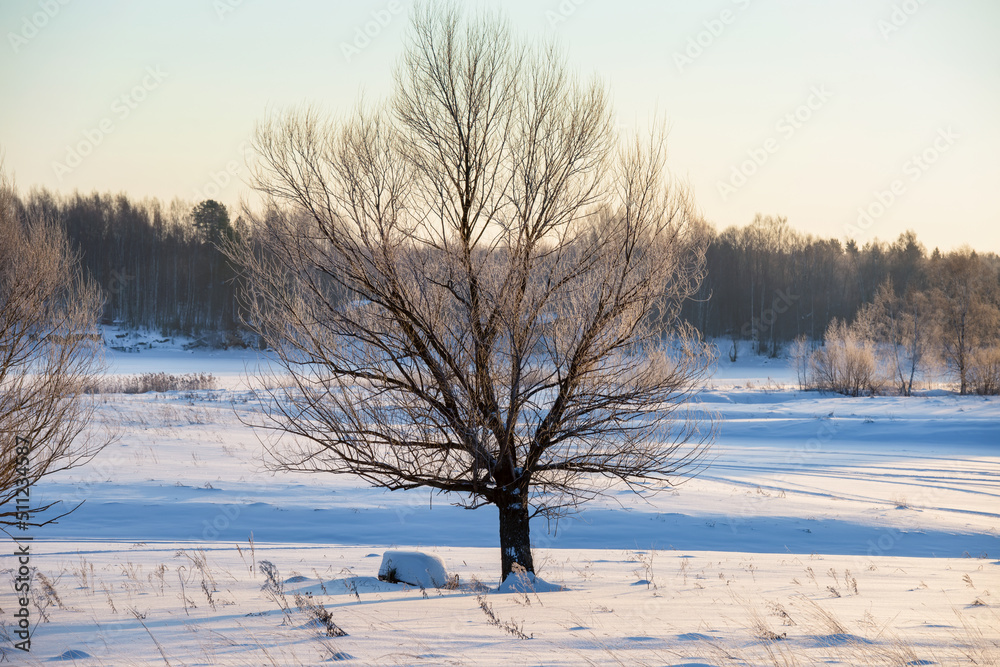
497;495;534;582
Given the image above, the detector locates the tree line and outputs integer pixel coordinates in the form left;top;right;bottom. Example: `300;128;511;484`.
7;189;998;373
686;214;953;354
682;213;1000;395
12;189;245;342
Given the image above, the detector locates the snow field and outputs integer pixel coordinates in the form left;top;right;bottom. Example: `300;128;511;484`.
6;542;997;665
2;344;997;664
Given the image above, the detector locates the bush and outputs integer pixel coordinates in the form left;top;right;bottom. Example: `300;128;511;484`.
806;320;889;397
968;347;1000;395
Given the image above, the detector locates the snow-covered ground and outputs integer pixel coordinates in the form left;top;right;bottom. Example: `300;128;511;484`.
3;339;998;665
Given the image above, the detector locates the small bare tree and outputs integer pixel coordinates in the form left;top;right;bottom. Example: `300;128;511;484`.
789;334;810;390
231;3;713;582
931;249;1000;394
0;173;110;530
856;280;935;396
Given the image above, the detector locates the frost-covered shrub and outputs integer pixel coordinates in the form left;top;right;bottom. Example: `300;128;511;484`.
806;319;889;397
968;347;1000;395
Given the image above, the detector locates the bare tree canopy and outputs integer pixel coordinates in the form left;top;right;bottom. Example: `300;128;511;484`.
0;170;111;530
231;2;714;582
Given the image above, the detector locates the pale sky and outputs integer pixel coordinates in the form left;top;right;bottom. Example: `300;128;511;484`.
2;0;998;252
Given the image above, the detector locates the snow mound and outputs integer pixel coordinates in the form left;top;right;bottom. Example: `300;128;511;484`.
323;650;355;661
496;570;564;593
53;650;93;660
378;550;449;588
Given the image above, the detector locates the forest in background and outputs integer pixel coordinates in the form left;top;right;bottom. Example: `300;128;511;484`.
15;189;245;340
9;188;1000;393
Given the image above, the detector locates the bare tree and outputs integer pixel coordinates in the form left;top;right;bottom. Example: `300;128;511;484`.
856;280;935;396
743;214;796;357
231;4;713;582
0;172;110;530
931;248;1000;395
789;334;810;390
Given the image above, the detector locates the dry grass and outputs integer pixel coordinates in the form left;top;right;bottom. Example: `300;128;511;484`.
86;372;218;394
11;547;998;667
